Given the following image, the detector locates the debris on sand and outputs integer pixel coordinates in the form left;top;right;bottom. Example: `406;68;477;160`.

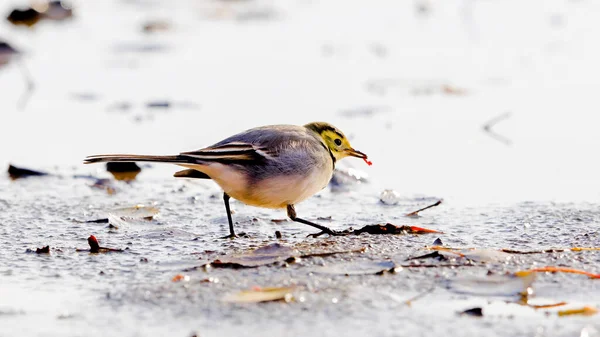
76;235;123;253
85;218;109;224
390;287;436;306
501;247;600;254
142;21;171;34
208;243;297;269
431;246;600;258
109;204;159;221
527;301;567;310
446;273;535;297
35;246;50;254
79;205;159;226
352;223;442;235
460;307;483;317
398;263;476;269
223;286;296;304
26;246;51;254
406;251;446;261
515;266;600;279
6;7;42;26
311;260;396;276
557;306;598;317
172;274;190;282
462;249;512;263
380;189;400;205
186;243;365;270
379;194;442;216
421;247;512;263
405;200;442;217
6;1;73;26
8;164;48;180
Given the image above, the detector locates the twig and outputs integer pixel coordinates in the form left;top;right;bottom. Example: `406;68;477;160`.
529;302;567;309
501;248;565;254
398;263;474;268
405;199;442;217
404;286;435;306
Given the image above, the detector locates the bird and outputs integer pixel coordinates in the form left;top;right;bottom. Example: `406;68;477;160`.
84;122;371;238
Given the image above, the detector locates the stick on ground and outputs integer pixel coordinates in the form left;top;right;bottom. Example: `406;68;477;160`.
405;200;442;217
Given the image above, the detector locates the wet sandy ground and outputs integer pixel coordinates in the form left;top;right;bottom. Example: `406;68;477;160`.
1;172;599;337
1;0;600;336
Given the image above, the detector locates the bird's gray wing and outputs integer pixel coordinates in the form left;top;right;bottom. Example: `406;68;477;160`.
179;141;277;164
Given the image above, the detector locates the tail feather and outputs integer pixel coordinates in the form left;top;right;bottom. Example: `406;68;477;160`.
84;154;185;164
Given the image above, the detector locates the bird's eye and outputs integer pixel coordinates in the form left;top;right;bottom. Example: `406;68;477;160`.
334;139;342;146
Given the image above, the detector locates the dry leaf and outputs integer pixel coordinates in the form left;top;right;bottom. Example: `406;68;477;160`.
447;273;535;297
558;306;598;317
172;274;190;282
515;266;600;279
206;243;365;269
312;260;396;276
213;243;296;268
109;204;159;220
223;286;295;303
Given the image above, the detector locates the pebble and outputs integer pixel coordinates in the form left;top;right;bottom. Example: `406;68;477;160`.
379;189;400;205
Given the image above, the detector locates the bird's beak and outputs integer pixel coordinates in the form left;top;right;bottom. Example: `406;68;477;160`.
345;148;368;159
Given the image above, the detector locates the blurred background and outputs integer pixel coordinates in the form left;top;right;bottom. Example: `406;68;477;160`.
1;0;599;203
1;2;599;336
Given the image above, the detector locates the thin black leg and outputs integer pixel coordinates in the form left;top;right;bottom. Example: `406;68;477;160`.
287;204;344;237
222;193;236;238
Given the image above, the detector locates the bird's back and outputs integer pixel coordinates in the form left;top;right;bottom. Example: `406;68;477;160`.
200;124;331;180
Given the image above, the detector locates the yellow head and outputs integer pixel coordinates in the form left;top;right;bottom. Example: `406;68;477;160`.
304;122;368;161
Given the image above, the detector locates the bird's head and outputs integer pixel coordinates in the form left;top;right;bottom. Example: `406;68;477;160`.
304;122;371;164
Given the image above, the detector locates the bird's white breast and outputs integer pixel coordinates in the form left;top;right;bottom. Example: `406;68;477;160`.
245;167;332;208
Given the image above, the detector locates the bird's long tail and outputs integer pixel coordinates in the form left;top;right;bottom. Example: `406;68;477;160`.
84;154;188;164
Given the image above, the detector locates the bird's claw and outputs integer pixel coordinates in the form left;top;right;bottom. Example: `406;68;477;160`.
220;232;247;239
307;229;349;238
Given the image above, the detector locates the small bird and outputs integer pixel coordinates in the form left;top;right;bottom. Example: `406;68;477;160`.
84;122;371;238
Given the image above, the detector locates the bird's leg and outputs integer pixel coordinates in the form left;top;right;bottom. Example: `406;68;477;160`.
286;205;344;237
221;193;237;239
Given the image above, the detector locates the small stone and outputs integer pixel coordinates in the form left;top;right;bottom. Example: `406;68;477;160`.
36;246;50;254
460;307;483;317
380;189;400;205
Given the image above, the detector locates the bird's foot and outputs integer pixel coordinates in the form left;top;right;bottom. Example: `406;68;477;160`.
307;229;349;238
220;232;247;239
